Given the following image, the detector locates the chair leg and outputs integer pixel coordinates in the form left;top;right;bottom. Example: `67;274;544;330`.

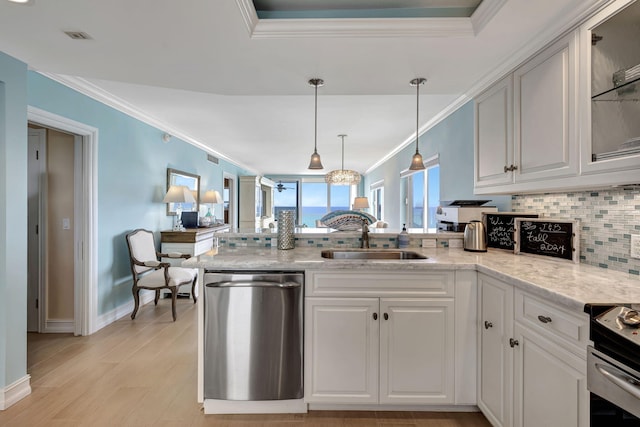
171;288;178;321
131;287;140;320
191;277;198;304
154;289;160;305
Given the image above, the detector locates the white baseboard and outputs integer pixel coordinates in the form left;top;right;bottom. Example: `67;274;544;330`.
204;398;307;414
0;375;31;410
44;319;74;333
95;290;155;332
308;403;480;412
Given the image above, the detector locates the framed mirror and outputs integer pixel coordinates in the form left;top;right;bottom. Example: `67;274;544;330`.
166;168;200;216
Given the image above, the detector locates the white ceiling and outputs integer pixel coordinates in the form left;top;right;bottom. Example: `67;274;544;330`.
0;0;604;176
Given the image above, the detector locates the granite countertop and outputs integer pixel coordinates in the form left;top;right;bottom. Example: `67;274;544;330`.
183;246;640;312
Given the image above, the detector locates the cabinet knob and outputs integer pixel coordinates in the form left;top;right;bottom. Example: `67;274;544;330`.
509;338;519;348
511;165;518;171
484;321;493;329
504;164;519;172
504;165;509;173
383;313;389;321
537;315;552;324
373;313;378;321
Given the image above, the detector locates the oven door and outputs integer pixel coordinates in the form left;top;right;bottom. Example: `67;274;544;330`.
588;346;640;425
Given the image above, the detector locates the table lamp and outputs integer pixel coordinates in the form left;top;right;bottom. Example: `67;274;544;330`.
163;185;196;231
201;190;223;226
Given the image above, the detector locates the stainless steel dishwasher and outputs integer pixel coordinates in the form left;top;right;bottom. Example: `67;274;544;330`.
203;271;303;401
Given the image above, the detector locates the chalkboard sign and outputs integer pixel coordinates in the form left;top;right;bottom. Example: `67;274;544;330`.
483;212;539;250
514;218;579;263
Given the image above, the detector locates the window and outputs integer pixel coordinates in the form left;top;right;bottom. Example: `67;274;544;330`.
299;179;358;227
401;155;440;230
273;180;298;223
370;180;384;221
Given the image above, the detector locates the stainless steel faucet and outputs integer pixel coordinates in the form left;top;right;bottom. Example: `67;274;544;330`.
361;219;370;249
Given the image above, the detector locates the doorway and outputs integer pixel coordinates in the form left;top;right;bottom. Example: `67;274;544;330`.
27;106;98;336
28;126;80;333
223;173;237;228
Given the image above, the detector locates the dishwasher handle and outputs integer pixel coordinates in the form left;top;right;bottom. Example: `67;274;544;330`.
205;280;301;289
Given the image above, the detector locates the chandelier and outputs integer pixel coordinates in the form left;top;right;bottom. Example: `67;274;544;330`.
325;134;361;185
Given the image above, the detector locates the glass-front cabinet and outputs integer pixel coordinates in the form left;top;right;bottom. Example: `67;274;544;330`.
581;0;640;173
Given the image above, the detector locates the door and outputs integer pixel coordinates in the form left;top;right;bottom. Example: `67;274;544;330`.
514;32;579;183
513;324;589;427
27;126;78;334
304;297;379;403
379;298;455;404
27;129;46;332
475;75;514;188
478;275;514;427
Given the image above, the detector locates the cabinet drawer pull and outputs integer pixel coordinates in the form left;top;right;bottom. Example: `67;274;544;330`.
537;315;552;324
504;164;519;172
509;338;519;348
484;321;493;329
511;165;518;171
504;165;509;173
373;313;378;320
384;313;389;321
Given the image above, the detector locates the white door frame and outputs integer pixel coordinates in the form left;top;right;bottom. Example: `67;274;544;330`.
223;172;237;228
27;106;98;336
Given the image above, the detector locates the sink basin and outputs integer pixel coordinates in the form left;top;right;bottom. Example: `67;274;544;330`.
321;249;427;260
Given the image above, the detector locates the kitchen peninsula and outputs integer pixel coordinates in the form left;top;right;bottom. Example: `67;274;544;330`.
185;234;640;424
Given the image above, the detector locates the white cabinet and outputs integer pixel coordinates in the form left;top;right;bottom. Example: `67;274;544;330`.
475;32;579;194
477;274;513;427
578;0;640;184
304;271;459;406
305;298;379;403
512;324;589;427
477;273;589;427
239;176;275;229
475;75;513;188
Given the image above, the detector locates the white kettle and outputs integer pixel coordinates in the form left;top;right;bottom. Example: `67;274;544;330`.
463;220;487;252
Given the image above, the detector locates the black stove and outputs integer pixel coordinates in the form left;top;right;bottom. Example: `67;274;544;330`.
586;304;640;426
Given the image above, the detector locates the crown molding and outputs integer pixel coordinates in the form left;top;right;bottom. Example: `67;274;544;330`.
234;0;505;39
471;0;508;35
35;71;258;175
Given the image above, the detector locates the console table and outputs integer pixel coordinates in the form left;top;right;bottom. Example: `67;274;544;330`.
160;226;230;296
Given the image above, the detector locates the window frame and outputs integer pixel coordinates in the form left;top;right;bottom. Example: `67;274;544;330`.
400;154;439;230
369;179;384;221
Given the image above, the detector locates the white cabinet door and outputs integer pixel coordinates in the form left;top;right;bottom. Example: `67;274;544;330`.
379;298;455;405
514;32;579;183
513;324;589;427
477;274;514;427
475;75;514;188
304;297;379;403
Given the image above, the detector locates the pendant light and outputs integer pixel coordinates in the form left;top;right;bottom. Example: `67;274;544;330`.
409;77;427;171
308;78;324;170
325;134;361;185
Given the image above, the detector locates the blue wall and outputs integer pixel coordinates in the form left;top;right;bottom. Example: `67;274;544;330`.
364;101;511;229
27;72;252;316
0;51;28;394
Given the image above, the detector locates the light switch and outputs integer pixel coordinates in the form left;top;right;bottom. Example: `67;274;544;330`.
62;218;71;230
631;234;640;259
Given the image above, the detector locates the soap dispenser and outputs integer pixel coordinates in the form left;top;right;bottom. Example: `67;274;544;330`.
398;224;410;249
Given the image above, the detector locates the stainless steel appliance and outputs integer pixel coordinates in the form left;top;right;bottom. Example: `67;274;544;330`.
203;271;303;401
436;200;497;232
463;220;487;252
586;304;640;426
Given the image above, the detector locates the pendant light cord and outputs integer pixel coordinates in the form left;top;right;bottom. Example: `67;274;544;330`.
341;135;345;170
314;82;318;153
415;79;420;155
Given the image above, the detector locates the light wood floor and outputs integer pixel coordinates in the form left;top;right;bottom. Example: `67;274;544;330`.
1;298;491;426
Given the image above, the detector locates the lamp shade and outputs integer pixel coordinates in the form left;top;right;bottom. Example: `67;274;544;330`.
201;190;223;204
353;197;370;210
163;185;196;204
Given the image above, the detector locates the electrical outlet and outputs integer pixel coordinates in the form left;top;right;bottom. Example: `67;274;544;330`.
631;235;640;259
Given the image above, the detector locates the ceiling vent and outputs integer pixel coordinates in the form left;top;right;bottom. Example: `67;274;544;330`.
64;31;92;40
207;154;219;164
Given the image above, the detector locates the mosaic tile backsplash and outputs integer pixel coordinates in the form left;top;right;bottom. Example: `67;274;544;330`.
512;188;640;276
219;235;462;250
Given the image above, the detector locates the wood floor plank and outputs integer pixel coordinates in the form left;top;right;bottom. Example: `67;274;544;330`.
1;300;491;426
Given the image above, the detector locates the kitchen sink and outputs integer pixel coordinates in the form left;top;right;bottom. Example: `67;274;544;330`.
320;249;427;260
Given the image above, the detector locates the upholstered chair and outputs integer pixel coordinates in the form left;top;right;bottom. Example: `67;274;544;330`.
125;229;197;321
